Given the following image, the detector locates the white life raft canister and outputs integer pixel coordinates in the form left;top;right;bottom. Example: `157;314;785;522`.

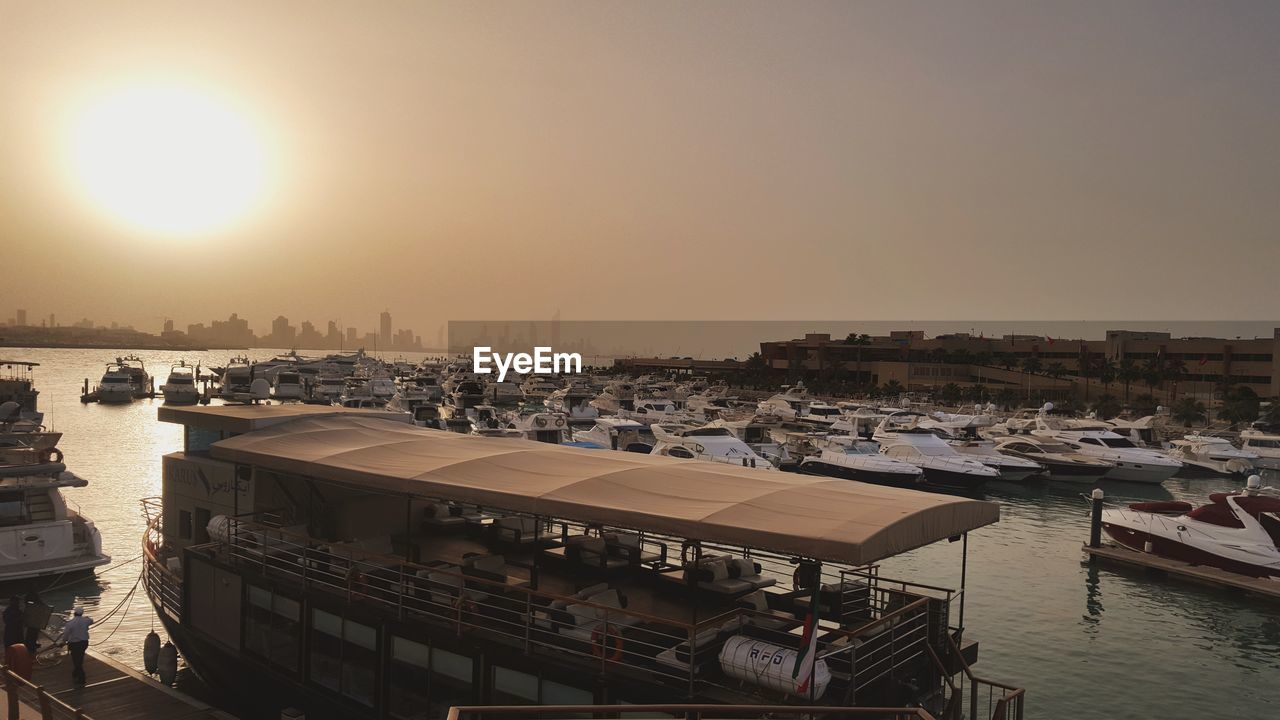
718;634;831;698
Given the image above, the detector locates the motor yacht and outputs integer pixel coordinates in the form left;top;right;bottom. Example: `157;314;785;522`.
796;437;925;487
649;424;773;469
160;362;201;405
799;402;844;427
873;414;998;489
571;417;655;452
546;381;598;420
95;362;139;404
505;411;569;444
271;370;305;401
1105;415;1165;449
916;414;1043;482
0;361;41;425
1239;429;1280;471
0;412;110;587
703;414;792;467
309;373;346;404
758;383;813;420
991;436;1114;483
589;381;636;414
218;356;254;399
367;373;398;402
1164;436;1257;477
485;380;526;406
1101;475;1280;578
1032;413;1181;483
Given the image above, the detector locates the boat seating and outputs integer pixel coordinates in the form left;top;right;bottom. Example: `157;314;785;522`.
419;565;482;605
653;621;738;675
604;532;667;567
690;556;755;596
494;516;551;545
734;589;793;630
577;536;630;572
792;580;873;622
726;558;776;590
422;502;465;530
532;582;610;630
558;588;640;642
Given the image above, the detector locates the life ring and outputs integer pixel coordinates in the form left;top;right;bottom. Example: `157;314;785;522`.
590;623;624;662
40;448;63;465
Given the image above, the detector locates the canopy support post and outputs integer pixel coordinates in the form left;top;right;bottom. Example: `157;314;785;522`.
958;531;968;639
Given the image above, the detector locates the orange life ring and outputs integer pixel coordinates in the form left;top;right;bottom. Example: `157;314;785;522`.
590;623;624;662
40;448;63;465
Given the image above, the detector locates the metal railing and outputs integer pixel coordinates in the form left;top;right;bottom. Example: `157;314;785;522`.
141;499;183;621
944;634;1024;720
2;668;95;720
447;704;936;720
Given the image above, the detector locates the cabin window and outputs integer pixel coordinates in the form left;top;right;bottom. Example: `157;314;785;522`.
193;507;211;544
543;679;593;709
389;637;432;720
666;447;695;459
178;510;193;540
244;585;301;673
308;609;377;706
184;426;223;453
429;647;474;708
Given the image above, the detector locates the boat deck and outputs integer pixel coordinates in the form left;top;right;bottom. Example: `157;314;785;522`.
24;649;232;719
1083;543;1280;601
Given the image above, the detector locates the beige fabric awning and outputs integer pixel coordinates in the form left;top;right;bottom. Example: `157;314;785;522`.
210;416;999;564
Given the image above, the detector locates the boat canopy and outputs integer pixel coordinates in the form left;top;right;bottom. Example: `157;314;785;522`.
209;415;999;565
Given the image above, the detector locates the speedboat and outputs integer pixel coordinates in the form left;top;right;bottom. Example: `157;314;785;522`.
800;402;844;427
992;436;1114;483
649;424;774;469
1239;429;1280;471
160;362;201;405
917;412;1042;482
1165;436;1257;477
797;437;925;487
873;414;998;489
1033;413;1181;484
1101;475;1280;578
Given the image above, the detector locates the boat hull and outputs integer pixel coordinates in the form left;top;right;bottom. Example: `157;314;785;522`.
1102;523;1279;578
797;460;925;488
918;465;991;490
1100;461;1177;484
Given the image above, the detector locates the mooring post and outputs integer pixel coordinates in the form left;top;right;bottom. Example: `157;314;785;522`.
1089;488;1104;549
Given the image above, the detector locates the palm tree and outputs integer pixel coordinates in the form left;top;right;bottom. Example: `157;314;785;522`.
996;352;1017;372
1170;397;1206;427
993;388;1019;410
1091;394;1122;420
938;382;962;406
1130;393;1160;418
845;333;872;388
1162;357;1187;402
881;380;905;399
1020;355;1042;375
1096;358;1117;394
1116;357;1140;402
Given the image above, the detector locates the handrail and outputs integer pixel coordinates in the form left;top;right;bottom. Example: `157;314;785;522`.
945;633;1025;720
2;668;96;720
447;704;937;720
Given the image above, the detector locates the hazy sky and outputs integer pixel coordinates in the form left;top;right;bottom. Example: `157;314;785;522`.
2;1;1277;336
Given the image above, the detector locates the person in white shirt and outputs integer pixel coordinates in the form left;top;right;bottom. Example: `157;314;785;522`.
57;608;94;685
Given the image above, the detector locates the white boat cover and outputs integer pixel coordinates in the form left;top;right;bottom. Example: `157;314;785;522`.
209;415;999;564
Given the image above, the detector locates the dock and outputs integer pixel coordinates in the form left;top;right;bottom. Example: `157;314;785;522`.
1082;543;1280;602
4;648;233;720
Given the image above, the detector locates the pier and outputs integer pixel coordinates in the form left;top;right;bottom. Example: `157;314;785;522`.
3;649;231;720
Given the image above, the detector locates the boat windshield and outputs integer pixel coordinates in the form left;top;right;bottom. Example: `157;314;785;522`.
1038;442;1074;453
1100;438;1136;449
167;376;195;385
102;376;131;384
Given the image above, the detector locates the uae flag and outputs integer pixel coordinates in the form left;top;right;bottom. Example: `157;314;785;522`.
792;583;822;694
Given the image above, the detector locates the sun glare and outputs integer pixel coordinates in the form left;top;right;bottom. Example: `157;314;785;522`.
69;84;270;236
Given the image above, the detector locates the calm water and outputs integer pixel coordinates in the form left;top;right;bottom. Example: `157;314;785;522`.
10;347;1280;717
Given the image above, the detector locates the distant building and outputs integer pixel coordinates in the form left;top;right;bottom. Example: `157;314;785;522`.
346;327;358;346
163;319;174;334
15;309;27;326
380;310;392;346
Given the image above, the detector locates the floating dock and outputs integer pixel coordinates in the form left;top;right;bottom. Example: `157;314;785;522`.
4;648;233;720
1083;543;1280;602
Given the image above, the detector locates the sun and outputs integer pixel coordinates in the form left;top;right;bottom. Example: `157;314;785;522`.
69;84;270;236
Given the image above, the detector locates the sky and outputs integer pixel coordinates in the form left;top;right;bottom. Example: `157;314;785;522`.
1;1;1277;336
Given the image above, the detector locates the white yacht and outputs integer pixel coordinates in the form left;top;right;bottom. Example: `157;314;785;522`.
649;424;773;469
546;381;598;420
1240;429;1280;471
160;362;201;405
1032;413;1181;484
571;417;655;452
758;383;813;419
589;381;637;414
873;413;999;489
800;402;844;427
703;414;792;467
917;412;1043;482
505;411;569;444
310;373;346;404
797;436;925;487
1165;436;1258;477
1105;415;1165;449
485;380;526;405
367;373;397;401
519;375;560;403
95;362;138;404
271;370;305;400
992;436;1115;483
218;356;254;399
0;415;110;587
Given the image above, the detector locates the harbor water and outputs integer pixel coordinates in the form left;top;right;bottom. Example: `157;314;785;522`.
12;347;1280;718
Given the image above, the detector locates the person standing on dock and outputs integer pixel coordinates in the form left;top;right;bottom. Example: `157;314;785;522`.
22;590;50;654
2;597;23;649
58;607;94;685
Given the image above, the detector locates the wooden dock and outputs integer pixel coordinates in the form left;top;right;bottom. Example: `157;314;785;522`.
4;648;234;720
1083;543;1280;602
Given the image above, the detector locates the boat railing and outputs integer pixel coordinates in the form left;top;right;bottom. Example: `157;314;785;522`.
141;498;183;622
935;632;1024;720
2;668;98;720
448;704;936;720
175;514;952;701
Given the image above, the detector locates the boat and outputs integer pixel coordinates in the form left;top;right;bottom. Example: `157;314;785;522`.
519;375;560;403
160;362;202;405
1239;429;1280;471
0;410;110;588
309;374;347;404
649;424;773;469
271;370;305;401
1101;475;1280;578
218;356;254;399
915;414;1043;482
504;411;569;444
872;414;998;489
0;361;42;425
703;414;791;467
796;437;925;487
1032;413;1181;484
588;381;636;414
991;436;1115;483
758;383;813;420
141;405;1016;720
1164;435;1258;477
95;362;139;404
571;417;655;452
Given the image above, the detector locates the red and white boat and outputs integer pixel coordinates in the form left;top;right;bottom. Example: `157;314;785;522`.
1101;475;1280;578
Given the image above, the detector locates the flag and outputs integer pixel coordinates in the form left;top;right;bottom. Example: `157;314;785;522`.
1199;354;1208;367
793;582;821;694
1047;336;1055;346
